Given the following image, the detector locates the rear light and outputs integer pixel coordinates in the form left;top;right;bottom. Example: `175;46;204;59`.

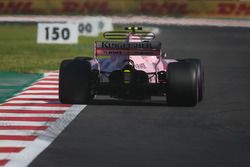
123;70;131;84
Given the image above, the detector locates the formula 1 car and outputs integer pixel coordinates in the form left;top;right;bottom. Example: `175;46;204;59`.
59;27;204;106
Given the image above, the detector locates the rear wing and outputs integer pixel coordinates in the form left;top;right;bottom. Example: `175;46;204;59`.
103;31;155;41
95;41;161;57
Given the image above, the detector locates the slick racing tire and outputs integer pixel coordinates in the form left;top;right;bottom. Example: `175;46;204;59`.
59;59;93;104
184;59;204;101
167;61;199;106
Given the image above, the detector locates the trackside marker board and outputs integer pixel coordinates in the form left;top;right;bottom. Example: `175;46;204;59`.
77;16;113;37
37;23;78;44
78;17;99;37
98;17;113;32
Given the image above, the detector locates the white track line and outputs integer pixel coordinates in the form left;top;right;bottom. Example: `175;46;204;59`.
43;76;58;79
28;85;58;88
5;105;86;167
35;81;58;84
5;101;55;104
14;95;58;99
44;72;59;75
0;113;60;118
0;141;32;147
0;122;51;126
0;130;44;136
0;106;69;111
0;130;41;136
0;154;22;160
21;90;58;94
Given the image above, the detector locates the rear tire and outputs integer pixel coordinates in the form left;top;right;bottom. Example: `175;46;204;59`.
59;59;92;104
184;59;204;101
167;61;198;106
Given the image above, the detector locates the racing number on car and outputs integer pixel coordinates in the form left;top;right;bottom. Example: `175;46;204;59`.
45;27;70;41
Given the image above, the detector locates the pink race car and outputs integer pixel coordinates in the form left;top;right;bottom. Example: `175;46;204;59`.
59;27;204;106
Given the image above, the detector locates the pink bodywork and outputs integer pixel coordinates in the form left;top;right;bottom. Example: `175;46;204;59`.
91;34;177;83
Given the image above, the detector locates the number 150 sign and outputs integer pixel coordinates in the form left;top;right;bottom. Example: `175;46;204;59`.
37;23;78;44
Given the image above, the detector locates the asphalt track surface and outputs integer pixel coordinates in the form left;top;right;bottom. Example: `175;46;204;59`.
30;26;250;167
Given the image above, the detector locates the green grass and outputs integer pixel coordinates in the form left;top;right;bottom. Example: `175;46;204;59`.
0;24;104;73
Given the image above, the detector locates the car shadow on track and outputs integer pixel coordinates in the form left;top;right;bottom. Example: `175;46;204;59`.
87;96;170;107
87;96;197;107
88;99;167;106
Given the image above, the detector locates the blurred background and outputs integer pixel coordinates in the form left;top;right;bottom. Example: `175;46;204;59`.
0;0;249;17
0;0;249;72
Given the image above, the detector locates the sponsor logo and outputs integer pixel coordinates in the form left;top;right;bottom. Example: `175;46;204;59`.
217;2;250;15
103;50;123;55
1;0;250;18
0;1;33;13
101;42;153;49
135;63;146;69
141;2;188;15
